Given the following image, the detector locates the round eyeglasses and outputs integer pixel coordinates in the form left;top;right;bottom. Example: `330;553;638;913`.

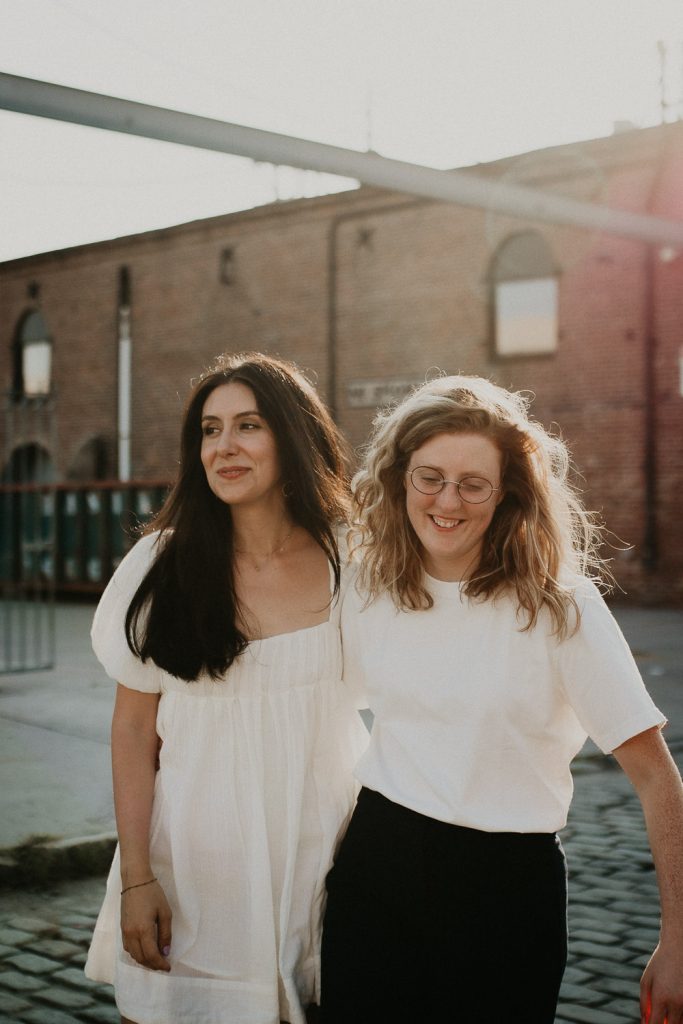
408;467;501;504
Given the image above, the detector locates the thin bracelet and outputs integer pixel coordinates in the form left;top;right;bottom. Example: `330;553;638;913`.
121;876;157;895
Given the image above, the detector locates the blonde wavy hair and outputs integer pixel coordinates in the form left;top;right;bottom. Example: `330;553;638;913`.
353;374;610;637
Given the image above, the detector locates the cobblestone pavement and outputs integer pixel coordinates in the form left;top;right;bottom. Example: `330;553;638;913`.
1;742;682;1024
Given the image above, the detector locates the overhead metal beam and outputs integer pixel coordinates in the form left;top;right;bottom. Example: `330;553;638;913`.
2;71;683;247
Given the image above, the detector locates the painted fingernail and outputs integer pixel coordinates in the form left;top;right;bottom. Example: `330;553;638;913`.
162;946;171;956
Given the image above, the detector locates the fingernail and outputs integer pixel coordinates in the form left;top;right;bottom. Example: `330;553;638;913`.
162;946;170;956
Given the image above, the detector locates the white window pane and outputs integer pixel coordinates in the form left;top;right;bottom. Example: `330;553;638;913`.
496;278;558;356
23;341;52;394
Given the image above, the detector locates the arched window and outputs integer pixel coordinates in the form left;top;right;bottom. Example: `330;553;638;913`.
68;436;114;481
490;233;559;357
4;443;54;484
13;309;53;397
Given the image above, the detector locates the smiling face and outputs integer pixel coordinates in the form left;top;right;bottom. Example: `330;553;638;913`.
200;381;282;510
405;430;503;581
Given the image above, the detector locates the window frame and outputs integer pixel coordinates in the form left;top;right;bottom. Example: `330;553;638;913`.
488;232;560;360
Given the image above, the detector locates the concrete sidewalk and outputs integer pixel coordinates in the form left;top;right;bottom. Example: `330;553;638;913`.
0;600;682;885
0;603;116;884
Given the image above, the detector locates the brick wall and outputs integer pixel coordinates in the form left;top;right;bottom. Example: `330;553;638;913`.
1;124;681;602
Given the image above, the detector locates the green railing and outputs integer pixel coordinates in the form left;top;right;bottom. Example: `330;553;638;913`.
0;479;170;595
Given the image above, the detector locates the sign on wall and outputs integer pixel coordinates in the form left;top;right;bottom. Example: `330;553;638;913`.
346;378;419;409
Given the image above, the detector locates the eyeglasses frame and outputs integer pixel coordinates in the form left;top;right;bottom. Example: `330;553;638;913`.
407;466;502;504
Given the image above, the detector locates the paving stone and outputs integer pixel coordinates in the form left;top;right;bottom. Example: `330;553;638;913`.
626;925;660;943
592;976;637;998
557;982;605;1004
568;889;619;906
0;929;34;948
561;965;594;985
0;970;46;993
20;1009;83;1024
26;940;82;961
4;952;62;975
65;952;86;969
53;929;90;946
4;919;56;937
554;1003;633;1024
577;885;642;906
78;1004;120;1024
607;996;643;1017
609;899;661;916
91;983;115;1000
55;916;95;930
570;928;625;945
623;934;659;955
0;990;32;1013
628;913;663;929
568;915;624;934
569;941;633;962
51;967;100;991
576;958;641;981
34;986;95;1010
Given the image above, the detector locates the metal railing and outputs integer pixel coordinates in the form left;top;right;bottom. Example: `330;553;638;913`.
0;479;170;672
0;479;170;591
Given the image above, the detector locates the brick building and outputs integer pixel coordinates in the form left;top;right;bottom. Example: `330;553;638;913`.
1;122;682;602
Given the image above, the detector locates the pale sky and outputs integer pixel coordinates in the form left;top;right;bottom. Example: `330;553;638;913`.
1;0;682;262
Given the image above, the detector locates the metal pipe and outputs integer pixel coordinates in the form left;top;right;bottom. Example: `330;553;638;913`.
117;267;132;482
641;245;659;572
2;72;683;248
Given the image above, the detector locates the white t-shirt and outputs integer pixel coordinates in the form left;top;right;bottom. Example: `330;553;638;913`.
341;572;665;833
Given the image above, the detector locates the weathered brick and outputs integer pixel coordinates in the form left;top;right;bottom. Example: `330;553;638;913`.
2;125;682;603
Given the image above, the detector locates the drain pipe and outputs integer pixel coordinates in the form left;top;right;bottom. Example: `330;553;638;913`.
641;241;658;572
117;267;132;482
640;144;670;573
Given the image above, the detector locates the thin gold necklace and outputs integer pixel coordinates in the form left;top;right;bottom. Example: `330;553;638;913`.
234;525;295;566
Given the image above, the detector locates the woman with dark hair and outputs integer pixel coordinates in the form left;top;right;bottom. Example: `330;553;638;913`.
85;352;368;1024
320;374;683;1024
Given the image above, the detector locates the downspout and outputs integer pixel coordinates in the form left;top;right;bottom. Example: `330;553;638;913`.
641;144;670;573
326;196;432;420
641;242;658;571
117;266;132;482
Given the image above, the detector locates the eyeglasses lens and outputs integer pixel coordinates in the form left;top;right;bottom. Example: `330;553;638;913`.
411;469;493;503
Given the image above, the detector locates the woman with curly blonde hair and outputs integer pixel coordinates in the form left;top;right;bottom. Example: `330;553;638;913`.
320;374;683;1024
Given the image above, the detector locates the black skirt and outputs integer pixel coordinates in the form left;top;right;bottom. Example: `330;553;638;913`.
320;787;568;1024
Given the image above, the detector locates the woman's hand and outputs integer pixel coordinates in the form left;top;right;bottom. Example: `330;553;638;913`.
121;879;173;972
112;685;169;970
641;941;683;1024
613;727;683;1024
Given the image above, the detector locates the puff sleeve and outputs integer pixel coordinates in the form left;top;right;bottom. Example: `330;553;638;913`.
91;532;165;693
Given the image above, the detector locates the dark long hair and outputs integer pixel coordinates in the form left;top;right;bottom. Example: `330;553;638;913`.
125;352;351;681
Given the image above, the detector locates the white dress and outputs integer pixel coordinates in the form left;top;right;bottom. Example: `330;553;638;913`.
85;533;368;1024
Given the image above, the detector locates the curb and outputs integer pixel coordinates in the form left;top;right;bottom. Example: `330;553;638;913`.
0;831;116;888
